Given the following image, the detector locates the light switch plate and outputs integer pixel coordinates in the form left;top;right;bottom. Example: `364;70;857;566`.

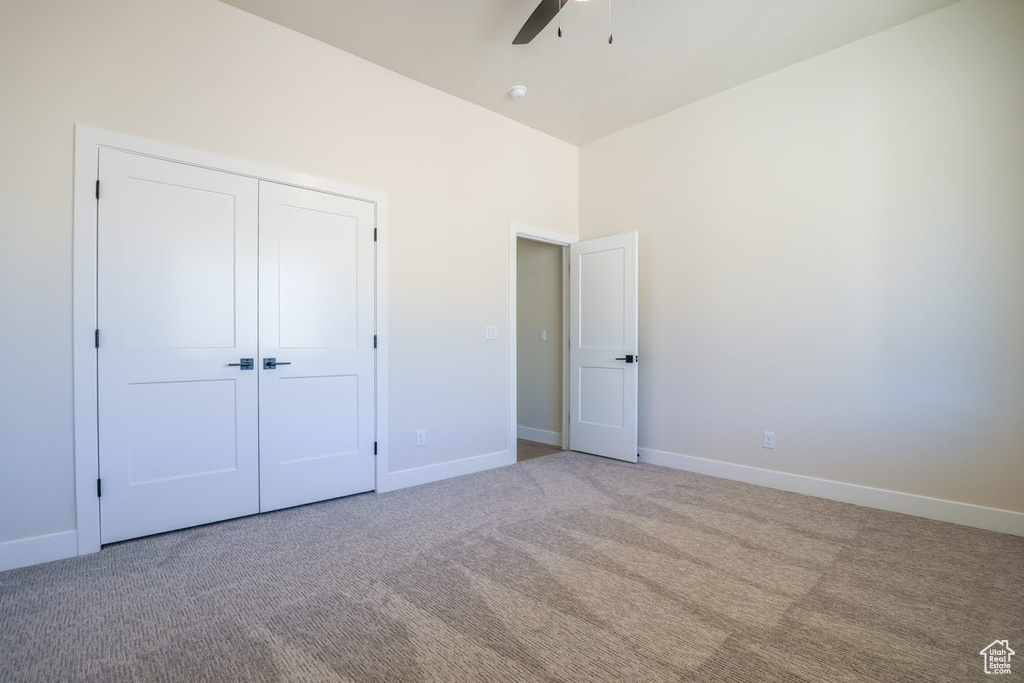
540;329;547;341
485;325;498;340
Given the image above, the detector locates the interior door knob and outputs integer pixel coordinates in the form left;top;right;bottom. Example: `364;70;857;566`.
614;354;637;363
263;358;292;370
227;358;254;370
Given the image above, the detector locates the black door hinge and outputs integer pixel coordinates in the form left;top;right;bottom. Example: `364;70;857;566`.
94;329;100;348
97;478;102;497
373;441;378;455
373;228;378;242
95;180;100;200
373;334;377;349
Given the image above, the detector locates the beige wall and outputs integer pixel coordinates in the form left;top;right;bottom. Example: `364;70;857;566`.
1;0;1020;551
0;0;578;543
517;239;563;439
579;0;1024;512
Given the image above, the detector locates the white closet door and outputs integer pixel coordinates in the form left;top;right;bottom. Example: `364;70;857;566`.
97;149;260;544
258;182;376;512
569;232;639;462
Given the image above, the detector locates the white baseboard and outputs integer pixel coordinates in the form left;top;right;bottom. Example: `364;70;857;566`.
517;426;562;447
639;448;1024;537
377;449;516;493
0;530;79;573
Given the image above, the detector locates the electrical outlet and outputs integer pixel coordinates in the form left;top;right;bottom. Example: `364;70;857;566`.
763;431;775;449
416;429;427;447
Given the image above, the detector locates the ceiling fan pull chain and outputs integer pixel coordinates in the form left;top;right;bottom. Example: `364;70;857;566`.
608;0;613;44
557;0;562;38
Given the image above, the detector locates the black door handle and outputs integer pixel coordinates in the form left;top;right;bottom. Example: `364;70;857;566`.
614;354;637;363
263;358;292;370
227;358;254;370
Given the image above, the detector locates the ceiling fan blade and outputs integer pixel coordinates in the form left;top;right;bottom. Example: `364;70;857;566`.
513;0;570;44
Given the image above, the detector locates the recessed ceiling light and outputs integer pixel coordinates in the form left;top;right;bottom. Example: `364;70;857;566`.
509;84;528;99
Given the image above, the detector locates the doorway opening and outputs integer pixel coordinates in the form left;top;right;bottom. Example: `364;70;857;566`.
515;236;569;462
508;222;639;465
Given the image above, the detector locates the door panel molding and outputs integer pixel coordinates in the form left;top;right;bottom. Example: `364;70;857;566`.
569;232;639;462
96;150;261;543
73;125;389;557
257;181;376;512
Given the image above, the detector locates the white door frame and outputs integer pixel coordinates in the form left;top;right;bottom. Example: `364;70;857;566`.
508;221;576;452
72;125;390;556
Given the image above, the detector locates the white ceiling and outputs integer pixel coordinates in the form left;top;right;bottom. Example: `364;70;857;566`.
219;0;957;144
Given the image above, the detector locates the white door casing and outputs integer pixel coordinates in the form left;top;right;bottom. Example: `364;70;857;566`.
569;232;639;462
257;182;377;512
97;149;261;543
72;126;390;558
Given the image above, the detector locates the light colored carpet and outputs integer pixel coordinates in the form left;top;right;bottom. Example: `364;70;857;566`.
1;452;1021;682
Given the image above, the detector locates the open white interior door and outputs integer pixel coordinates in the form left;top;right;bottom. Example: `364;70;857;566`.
569;232;639;462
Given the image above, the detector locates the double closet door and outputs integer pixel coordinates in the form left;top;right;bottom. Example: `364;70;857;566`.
96;149;376;544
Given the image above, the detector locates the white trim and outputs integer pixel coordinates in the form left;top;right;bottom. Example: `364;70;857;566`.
517;427;563;446
639;447;1024;537
508;222;575;455
510;221;577;247
73;125;390;560
73;127;102;556
0;531;79;573
559;247;570;449
374;190;391;494
376;450;516;493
